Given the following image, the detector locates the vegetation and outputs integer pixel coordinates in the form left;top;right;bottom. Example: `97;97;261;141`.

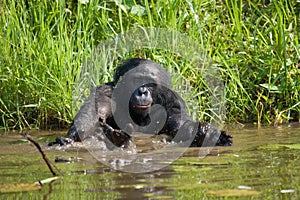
0;0;299;130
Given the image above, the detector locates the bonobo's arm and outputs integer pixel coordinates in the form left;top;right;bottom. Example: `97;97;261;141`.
163;117;232;147
154;87;232;147
67;83;114;142
50;83;114;146
49;82;134;147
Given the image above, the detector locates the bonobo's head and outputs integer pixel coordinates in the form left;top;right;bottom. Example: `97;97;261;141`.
114;58;170;86
113;58;171;125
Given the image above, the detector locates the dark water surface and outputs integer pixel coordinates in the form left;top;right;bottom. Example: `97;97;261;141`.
1;124;300;199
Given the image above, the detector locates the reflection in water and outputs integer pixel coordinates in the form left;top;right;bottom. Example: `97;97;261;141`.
80;167;174;199
0;124;300;199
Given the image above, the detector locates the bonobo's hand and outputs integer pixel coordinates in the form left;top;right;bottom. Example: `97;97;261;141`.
190;121;233;147
216;130;232;146
99;119;133;148
48;137;74;146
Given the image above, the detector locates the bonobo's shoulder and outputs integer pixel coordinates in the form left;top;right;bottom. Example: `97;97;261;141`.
93;82;114;97
153;85;183;103
95;82;114;88
95;82;114;90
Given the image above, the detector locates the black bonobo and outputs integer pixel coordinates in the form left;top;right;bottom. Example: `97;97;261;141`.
49;58;232;148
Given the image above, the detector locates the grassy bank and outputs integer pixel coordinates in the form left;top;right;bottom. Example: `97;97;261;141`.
0;0;299;130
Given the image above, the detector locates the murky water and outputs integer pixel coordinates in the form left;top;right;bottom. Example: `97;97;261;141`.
1;124;300;199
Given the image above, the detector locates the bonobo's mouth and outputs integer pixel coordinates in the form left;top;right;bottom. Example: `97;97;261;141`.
133;104;151;109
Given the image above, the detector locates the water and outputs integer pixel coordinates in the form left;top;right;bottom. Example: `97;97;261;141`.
1;124;300;199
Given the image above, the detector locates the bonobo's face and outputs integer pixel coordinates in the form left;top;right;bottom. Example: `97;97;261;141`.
127;67;157;116
129;84;153;115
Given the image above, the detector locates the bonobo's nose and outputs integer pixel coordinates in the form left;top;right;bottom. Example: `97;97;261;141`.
138;86;149;96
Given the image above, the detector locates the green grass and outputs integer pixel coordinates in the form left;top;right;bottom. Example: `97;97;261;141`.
0;0;299;130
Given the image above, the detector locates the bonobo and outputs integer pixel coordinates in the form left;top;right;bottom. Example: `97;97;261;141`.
49;58;232;148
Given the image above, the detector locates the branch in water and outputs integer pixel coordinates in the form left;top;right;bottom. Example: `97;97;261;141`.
22;132;57;177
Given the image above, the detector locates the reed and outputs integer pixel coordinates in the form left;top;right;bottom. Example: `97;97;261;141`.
0;0;299;130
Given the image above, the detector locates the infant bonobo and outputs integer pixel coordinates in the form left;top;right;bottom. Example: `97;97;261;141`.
49;58;232;148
